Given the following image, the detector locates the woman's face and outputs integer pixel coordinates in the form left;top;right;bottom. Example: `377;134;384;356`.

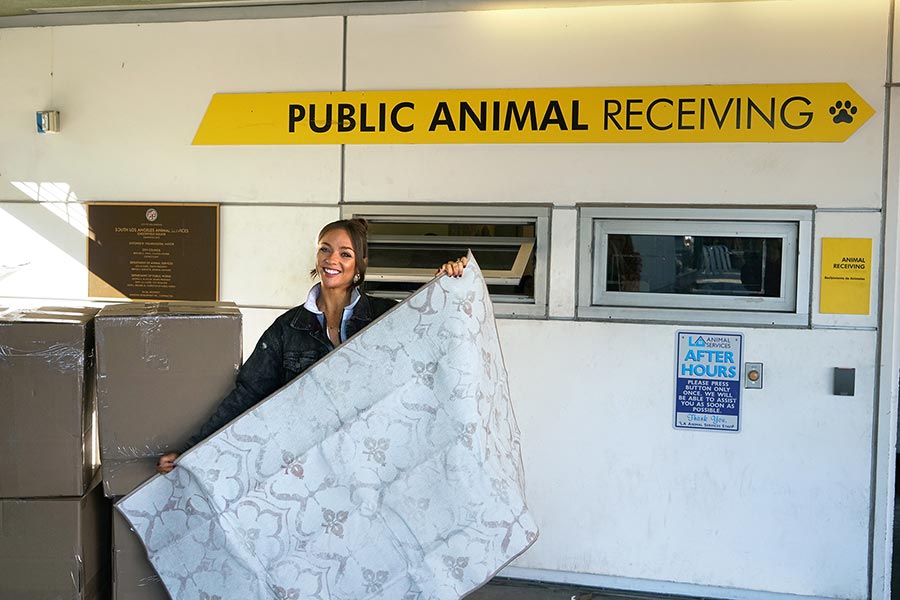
316;228;358;292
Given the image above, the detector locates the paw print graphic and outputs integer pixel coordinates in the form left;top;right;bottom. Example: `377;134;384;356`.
830;100;858;124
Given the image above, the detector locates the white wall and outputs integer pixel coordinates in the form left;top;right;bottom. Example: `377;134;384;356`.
0;17;344;309
342;7;888;596
501;321;874;599
0;2;891;599
0;19;345;203
344;4;885;208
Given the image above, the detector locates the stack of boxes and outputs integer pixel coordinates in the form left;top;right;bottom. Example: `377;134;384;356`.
95;302;242;599
0;302;242;599
0;307;108;600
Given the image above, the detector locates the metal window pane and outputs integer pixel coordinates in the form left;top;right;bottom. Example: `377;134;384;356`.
576;207;812;326
367;235;534;285
341;204;550;318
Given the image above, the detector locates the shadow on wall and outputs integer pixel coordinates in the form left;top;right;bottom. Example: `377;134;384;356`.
2;182;89;268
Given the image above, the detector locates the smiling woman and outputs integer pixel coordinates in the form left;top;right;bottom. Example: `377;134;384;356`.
156;217;467;474
310;220;371;347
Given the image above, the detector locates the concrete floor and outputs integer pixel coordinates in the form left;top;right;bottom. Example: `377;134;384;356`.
469;578;690;600
472;448;900;600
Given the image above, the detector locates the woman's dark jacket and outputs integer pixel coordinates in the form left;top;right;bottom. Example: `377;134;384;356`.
186;292;397;448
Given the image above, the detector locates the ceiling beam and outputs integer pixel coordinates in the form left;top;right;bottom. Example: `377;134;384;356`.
0;0;766;28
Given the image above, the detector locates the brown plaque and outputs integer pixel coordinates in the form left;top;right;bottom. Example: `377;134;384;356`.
87;203;219;301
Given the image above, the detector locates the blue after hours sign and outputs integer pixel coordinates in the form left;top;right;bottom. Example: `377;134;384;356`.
675;331;743;432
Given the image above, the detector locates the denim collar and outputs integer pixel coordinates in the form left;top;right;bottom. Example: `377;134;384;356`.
290;284;371;331
301;283;361;316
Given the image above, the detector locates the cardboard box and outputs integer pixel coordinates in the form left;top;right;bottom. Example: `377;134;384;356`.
95;302;241;497
0;306;99;498
113;509;170;600
0;474;110;600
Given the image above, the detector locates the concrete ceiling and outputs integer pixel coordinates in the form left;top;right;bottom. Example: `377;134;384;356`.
0;0;749;27
0;0;393;18
0;0;555;26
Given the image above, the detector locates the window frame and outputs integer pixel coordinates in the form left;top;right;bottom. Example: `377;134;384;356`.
577;206;813;327
341;203;550;318
366;235;535;286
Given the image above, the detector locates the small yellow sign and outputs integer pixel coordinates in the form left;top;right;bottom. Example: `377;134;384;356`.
193;83;874;146
820;238;872;315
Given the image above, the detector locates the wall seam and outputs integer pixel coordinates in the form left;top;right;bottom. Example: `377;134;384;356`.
0;200;342;207
870;0;896;598
339;14;348;206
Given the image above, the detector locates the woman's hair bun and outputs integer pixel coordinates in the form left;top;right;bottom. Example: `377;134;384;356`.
349;217;368;233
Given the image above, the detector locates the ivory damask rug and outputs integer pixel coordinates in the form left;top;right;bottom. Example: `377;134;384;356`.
117;254;538;599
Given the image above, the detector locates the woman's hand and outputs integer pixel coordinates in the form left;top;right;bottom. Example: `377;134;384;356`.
157;452;179;474
436;256;468;278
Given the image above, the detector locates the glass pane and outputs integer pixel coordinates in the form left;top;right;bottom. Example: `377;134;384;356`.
365;280;534;299
606;234;783;298
369;243;521;271
366;242;536;299
368;222;532;238
363;221;536;301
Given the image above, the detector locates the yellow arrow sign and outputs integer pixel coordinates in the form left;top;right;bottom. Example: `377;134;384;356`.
192;83;874;145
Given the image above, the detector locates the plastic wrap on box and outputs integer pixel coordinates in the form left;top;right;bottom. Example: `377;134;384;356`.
95;301;242;498
0;306;99;498
0;472;110;600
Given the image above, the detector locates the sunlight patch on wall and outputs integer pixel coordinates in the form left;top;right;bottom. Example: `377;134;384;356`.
0;205;88;297
11;181;91;238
